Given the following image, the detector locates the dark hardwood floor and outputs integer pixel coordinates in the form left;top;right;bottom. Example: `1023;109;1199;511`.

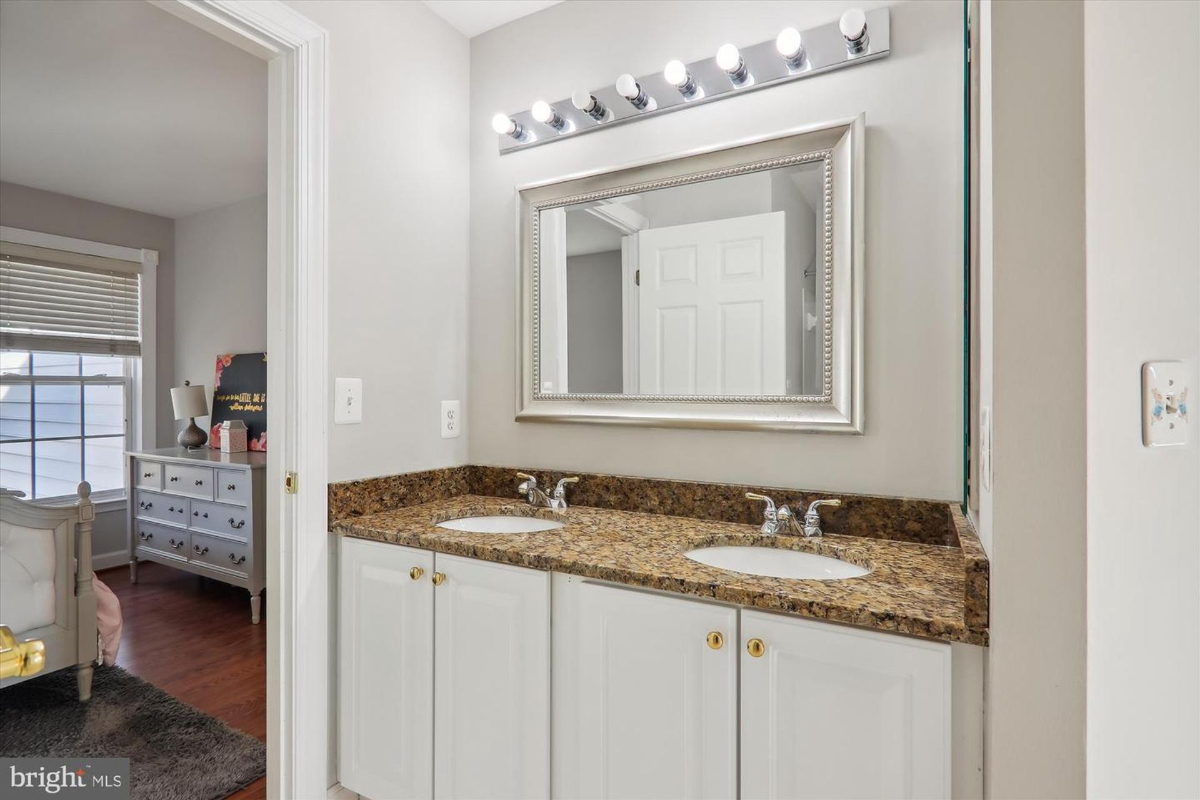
100;561;266;800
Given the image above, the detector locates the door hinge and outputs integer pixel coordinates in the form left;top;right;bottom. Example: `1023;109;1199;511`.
635;269;640;286
284;471;298;494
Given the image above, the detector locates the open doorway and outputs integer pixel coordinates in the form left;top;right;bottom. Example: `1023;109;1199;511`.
1;1;270;796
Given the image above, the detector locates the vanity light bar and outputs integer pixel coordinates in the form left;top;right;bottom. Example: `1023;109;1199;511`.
492;6;889;154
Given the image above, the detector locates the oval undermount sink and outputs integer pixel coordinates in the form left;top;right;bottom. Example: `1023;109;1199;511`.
436;515;564;534
685;545;870;580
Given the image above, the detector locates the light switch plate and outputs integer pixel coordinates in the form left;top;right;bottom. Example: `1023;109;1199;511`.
334;378;362;425
1142;361;1190;447
441;400;461;439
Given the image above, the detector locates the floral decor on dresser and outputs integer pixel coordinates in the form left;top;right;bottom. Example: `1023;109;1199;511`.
210;352;268;451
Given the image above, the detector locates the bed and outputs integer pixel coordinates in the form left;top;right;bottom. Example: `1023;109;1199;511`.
0;482;99;700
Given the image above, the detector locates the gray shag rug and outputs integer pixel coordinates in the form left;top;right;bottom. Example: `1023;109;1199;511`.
0;665;265;800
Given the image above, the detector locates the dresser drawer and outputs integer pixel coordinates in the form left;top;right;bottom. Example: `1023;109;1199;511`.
215;469;251;506
133;521;189;561
189;531;251;578
135;460;162;490
163;463;215;500
189;498;250;541
134;490;189;527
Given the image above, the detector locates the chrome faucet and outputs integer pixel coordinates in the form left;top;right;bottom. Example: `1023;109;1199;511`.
747;493;842;537
517;472;579;511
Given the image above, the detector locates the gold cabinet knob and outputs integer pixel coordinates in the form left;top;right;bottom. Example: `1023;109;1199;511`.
747;638;766;658
432;572;446;586
706;631;724;650
409;567;424;580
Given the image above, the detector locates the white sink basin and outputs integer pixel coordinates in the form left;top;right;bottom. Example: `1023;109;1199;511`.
685;545;869;580
436;515;564;534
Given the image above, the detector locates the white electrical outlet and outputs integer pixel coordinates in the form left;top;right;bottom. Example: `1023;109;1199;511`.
1142;361;1190;447
441;400;461;439
334;378;362;424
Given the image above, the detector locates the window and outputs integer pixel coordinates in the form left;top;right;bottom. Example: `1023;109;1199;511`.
0;351;131;500
0;233;147;502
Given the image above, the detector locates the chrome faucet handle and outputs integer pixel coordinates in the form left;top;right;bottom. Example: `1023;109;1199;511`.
516;471;539;498
746;492;780;534
802;498;842;537
553;476;579;499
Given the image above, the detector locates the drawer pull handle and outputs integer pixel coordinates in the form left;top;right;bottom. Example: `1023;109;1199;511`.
229;518;246;529
143;472;153;478
169;538;184;549
194;545;209;555
139;532;153;541
170;476;179;482
193;511;209;519
409;567;424;580
747;638;766;658
229;554;246;565
195;479;204;486
169;506;176;512
226;484;236;491
139;501;151;510
432;572;446;586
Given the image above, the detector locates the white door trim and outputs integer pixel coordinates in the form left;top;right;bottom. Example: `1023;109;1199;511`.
152;2;329;798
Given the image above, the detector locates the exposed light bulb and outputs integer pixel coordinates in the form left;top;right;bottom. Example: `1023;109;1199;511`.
491;112;522;139
715;43;749;85
776;27;805;67
532;100;566;131
664;59;698;98
840;9;869;53
615;73;651;110
572;90;607;121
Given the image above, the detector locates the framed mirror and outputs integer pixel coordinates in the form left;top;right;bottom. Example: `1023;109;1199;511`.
517;115;863;432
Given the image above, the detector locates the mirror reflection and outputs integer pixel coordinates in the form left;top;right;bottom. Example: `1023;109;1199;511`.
538;161;826;397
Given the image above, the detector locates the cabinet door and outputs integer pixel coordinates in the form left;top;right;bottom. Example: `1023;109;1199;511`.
553;575;738;800
433;554;550;800
339;538;433;800
740;610;951;800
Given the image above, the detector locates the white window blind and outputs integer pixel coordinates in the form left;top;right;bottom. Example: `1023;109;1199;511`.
0;240;142;357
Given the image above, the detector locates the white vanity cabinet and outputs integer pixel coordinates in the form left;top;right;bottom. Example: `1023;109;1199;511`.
338;538;550;800
338;540;434;800
740;610;951;800
551;575;738;800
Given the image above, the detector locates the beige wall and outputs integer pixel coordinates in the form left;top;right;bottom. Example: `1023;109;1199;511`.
1084;1;1200;795
173;192;268;438
285;0;471;483
977;1;1088;796
467;0;964;500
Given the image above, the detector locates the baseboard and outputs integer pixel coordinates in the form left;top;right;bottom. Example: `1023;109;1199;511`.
92;550;129;572
327;784;358;800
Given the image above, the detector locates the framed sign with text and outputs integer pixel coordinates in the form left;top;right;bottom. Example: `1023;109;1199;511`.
210;352;267;451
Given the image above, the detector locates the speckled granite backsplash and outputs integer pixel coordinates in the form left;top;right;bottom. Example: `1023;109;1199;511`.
329;465;959;547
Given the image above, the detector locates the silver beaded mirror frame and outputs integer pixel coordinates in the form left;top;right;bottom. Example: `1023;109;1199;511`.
516;115;864;433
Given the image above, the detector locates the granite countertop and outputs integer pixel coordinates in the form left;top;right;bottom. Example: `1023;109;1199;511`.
334;494;986;646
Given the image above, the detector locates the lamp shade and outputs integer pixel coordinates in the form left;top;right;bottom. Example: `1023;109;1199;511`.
171;383;209;420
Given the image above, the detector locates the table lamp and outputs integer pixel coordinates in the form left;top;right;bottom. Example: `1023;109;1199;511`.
171;380;210;448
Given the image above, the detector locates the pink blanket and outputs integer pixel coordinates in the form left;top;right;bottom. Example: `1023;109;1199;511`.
92;574;123;666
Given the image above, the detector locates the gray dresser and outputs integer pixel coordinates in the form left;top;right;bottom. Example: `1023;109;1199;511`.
126;447;267;623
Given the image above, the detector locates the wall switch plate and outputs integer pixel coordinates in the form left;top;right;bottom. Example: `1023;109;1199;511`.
1142;361;1190;447
441;400;461;439
334;378;363;425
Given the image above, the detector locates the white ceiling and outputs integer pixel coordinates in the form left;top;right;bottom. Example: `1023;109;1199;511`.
0;0;266;220
421;0;562;39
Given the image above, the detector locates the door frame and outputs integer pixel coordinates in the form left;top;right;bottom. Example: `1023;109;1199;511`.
149;2;329;797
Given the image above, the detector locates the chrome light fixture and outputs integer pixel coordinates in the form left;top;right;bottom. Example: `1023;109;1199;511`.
491;112;525;140
532;100;567;131
840;9;869;54
776;27;806;69
716;43;751;86
616;73;652;110
664;59;700;99
571;90;607;121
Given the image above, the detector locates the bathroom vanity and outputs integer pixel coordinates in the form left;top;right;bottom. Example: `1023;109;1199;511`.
333;476;987;800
